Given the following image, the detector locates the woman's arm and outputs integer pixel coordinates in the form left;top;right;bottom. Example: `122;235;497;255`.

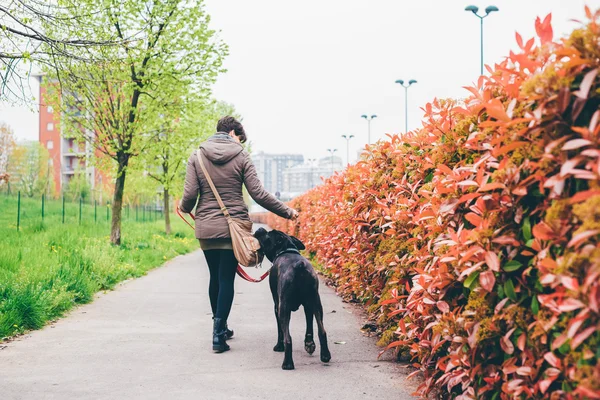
242;152;295;219
180;151;200;213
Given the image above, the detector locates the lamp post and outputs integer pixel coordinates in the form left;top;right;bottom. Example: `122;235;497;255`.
326;148;337;176
465;5;499;76
395;79;417;133
341;134;354;165
360;114;377;145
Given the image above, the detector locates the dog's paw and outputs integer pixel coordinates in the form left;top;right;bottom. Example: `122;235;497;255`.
273;343;284;352
320;351;331;363
281;361;295;370
304;341;316;355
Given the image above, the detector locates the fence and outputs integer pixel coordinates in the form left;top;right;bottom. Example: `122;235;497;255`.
1;190;165;232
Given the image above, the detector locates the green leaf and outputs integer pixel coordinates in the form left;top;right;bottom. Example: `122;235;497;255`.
464;271;480;288
522;217;532;241
531;295;539;315
504;278;517;302
491;393;500;400
503;260;523;272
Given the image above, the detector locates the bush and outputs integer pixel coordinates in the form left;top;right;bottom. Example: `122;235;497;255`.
260;9;600;399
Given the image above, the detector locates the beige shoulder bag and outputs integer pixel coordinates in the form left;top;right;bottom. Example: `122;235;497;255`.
196;151;263;267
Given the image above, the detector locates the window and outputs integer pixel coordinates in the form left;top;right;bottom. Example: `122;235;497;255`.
47;123;54;131
47;140;54;150
47;106;54;114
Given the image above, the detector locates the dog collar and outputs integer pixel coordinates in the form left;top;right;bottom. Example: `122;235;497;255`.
273;248;301;261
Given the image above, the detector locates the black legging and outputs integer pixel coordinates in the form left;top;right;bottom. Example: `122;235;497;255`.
203;249;237;320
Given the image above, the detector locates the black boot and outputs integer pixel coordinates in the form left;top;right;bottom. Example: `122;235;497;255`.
213;317;230;353
212;317;234;340
224;322;234;340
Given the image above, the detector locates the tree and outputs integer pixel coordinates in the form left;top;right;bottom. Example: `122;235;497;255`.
0;0;123;102
138;99;238;234
64;169;91;202
0;122;15;185
45;0;227;245
7;141;54;197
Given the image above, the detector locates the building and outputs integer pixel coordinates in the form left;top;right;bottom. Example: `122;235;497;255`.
281;156;343;200
251;151;304;195
37;74;104;194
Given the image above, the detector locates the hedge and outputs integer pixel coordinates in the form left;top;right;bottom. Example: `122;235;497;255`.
259;9;600;399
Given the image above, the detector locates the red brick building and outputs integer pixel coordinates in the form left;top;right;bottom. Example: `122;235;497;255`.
37;74;107;196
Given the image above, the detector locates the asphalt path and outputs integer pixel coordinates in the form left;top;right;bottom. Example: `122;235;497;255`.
0;245;416;399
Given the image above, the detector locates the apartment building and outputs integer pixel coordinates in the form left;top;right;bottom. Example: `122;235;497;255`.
37;74;103;193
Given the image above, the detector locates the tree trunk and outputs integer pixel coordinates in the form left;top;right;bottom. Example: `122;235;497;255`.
163;187;171;235
110;155;129;245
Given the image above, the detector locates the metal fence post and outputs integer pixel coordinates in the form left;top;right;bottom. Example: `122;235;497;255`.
79;197;82;225
42;194;45;221
106;201;109;222
62;195;65;224
94;200;97;223
17;191;21;232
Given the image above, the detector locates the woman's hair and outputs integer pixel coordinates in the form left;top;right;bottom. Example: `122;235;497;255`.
217;116;247;143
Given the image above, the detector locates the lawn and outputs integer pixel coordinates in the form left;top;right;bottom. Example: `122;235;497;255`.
0;194;198;339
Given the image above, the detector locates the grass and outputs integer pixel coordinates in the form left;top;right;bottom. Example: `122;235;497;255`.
0;194;198;340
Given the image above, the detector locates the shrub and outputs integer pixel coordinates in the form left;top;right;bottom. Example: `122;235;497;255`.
259;9;600;399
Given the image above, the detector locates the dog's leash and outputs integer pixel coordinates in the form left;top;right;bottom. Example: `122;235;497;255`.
175;203;270;283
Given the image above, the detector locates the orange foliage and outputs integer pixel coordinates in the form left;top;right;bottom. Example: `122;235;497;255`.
255;9;600;399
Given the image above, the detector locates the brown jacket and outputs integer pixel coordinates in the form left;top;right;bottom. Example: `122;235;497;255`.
180;133;294;240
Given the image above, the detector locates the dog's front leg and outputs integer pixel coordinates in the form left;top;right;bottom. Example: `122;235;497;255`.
278;303;294;370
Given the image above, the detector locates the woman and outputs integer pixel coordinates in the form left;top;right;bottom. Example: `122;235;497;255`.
179;116;298;353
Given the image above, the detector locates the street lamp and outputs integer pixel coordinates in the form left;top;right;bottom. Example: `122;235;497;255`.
465;5;499;76
395;79;417;133
341;134;354;166
326;148;337;176
360;114;377;145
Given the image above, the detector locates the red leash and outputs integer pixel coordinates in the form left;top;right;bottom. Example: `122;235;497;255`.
175;203;270;283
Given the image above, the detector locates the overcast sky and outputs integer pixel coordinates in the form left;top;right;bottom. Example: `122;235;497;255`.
1;0;595;163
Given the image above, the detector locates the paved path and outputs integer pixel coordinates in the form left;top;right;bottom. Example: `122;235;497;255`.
0;248;416;400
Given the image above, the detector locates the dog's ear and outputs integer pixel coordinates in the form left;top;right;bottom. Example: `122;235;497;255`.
254;227;268;239
290;236;305;250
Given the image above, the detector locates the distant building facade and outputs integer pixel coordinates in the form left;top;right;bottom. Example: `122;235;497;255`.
280;155;343;200
37;74;104;194
251;151;304;194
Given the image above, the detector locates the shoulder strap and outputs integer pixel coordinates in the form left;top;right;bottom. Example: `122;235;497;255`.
196;150;231;218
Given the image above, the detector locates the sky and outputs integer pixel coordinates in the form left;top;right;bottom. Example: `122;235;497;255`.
1;0;596;164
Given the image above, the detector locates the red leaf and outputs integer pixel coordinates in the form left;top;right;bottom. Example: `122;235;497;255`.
437;301;450;313
479;182;506;192
515;32;523;48
486;98;511;122
485;251;500;272
544;352;561;368
535;14;553;45
567;230;600;248
562;138;592;150
573;386;600;399
557;298;585;312
574;68;598;99
571;326;596;350
479;271;496;292
569;190;600;204
532;222;555;240
465;212;482;226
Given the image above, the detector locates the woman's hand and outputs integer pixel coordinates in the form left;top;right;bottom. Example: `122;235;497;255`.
290;209;299;220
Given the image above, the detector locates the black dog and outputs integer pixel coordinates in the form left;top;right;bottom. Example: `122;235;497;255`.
254;228;331;370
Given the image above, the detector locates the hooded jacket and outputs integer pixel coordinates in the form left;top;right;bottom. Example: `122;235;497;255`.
180;132;294;243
